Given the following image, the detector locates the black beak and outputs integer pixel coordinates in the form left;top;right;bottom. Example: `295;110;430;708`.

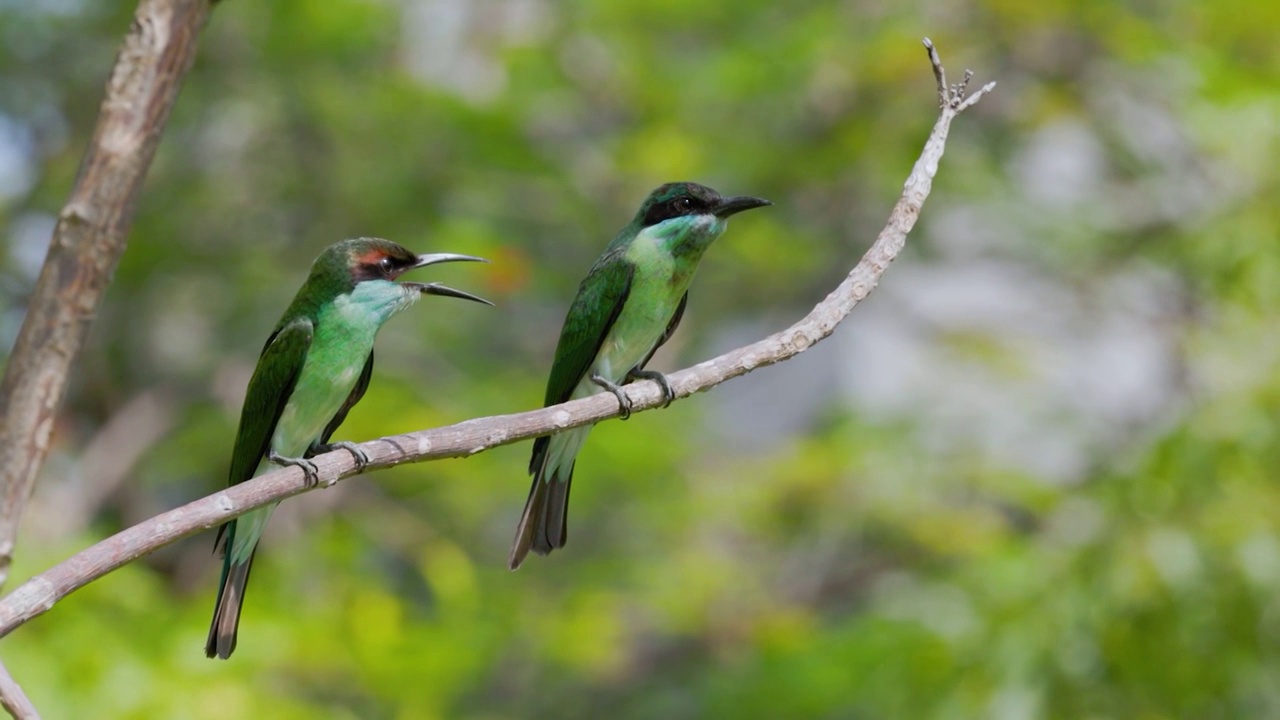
412;252;489;269
712;195;771;219
401;281;496;303
403;282;494;306
405;253;492;305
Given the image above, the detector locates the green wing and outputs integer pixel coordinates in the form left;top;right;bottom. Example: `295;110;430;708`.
226;317;314;486
528;253;633;476
543;252;635;407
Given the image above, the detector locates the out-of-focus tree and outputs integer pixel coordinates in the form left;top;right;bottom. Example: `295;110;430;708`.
1;0;1277;717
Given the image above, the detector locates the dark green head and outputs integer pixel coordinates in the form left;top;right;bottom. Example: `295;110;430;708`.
635;182;771;228
619;182;770;257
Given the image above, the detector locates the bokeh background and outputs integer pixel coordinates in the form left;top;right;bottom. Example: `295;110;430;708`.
2;0;1279;717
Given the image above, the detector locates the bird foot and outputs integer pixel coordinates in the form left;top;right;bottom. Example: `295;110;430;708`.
314;441;370;474
269;451;320;488
591;373;633;420
627;368;675;408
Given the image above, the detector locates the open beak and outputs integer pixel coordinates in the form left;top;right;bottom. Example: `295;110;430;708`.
405;253;493;305
712;195;772;219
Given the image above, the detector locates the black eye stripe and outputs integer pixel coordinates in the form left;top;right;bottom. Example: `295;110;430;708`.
642;194;709;227
352;255;411;282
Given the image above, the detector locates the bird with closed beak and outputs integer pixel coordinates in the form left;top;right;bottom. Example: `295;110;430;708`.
510;182;770;570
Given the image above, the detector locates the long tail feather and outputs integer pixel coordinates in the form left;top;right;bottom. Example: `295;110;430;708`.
206;524;256;659
510;428;589;570
509;444;574;569
508;474;547;570
539;469;572;553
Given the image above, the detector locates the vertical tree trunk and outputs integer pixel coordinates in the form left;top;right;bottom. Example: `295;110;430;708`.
0;0;215;591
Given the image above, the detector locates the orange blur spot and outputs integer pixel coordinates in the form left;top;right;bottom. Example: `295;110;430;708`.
483;245;531;296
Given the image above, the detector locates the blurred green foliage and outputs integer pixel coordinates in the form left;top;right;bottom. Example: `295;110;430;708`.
2;0;1279;717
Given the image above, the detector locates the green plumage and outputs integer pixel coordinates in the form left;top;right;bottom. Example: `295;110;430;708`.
509;182;770;569
207;237;489;659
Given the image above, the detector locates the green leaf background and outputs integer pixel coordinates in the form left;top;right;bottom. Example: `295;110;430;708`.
2;0;1278;717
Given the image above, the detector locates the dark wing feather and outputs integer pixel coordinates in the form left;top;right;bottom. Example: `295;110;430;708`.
215;317;312;551
226;318;313;486
633;290;688;374
316;349;374;449
543;253;635;407
528;254;634;475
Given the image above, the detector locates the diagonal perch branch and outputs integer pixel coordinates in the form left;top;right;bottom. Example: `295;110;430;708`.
0;40;995;642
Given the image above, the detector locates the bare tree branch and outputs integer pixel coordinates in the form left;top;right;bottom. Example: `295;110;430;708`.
0;659;38;720
0;40;994;642
0;0;215;594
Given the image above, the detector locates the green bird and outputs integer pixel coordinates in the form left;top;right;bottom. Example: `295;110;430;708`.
509;182;770;570
207;237;490;659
